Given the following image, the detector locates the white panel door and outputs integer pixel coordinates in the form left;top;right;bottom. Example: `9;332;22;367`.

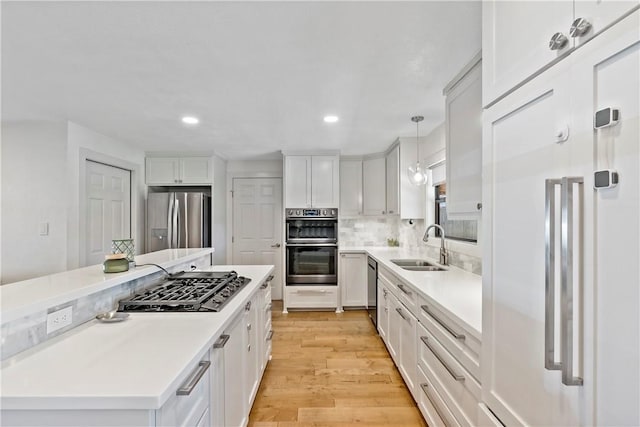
145;157;179;185
482;0;573;105
363;157;386;215
180;157;212;184
84;160;131;266
339;159;363;216
339;252;367;307
311;156;339;208
232;178;283;300
482;62;585;426
385;146;399;215
284;156;311;208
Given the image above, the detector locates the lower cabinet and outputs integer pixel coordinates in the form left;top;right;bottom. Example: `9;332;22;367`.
221;311;247;427
339;252;367;308
377;270;481;427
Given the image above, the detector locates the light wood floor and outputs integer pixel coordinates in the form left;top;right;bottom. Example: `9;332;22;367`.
248;301;427;427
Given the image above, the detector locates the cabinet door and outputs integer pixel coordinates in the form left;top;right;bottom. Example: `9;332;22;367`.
446;60;483;217
482;62;579;426
398;140;425;219
285;156;311;208
363;157;386;215
311;156;339;208
386;292;401;363
483;0;573;105
180;157;212;184
146;158;179;185
244;297;260;410
385;146;399;215
377;284;389;341
339;253;367;307
223;313;247;427
573;1;640;48
339;160;363;216
209;345;225;427
397;302;417;397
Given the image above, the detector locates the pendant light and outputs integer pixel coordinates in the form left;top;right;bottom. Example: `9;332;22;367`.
407;115;427;186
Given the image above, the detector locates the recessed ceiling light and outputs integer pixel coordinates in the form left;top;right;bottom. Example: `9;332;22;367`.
323;115;339;123
181;116;199;125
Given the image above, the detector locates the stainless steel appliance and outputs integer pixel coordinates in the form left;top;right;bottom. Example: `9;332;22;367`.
147;190;211;252
367;256;377;327
118;271;250;312
285;208;338;286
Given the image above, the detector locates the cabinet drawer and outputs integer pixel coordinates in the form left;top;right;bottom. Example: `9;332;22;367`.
378;266;417;313
418;295;480;381
418;323;480;427
156;354;211;427
285;286;338;308
377;265;397;294
416;364;460;427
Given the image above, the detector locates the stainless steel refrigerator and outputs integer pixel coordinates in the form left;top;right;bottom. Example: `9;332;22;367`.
146;191;211;252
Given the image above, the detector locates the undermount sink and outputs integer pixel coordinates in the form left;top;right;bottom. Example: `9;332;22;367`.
390;259;447;272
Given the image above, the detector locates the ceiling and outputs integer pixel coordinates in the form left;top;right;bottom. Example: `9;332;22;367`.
1;1;481;160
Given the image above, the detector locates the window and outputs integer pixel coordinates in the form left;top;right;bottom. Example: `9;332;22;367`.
434;184;478;243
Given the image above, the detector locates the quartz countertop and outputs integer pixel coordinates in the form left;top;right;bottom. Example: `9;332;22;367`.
0;264;274;411
0;248;214;323
340;246;482;338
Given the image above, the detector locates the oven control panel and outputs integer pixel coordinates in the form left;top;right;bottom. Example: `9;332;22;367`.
286;208;338;219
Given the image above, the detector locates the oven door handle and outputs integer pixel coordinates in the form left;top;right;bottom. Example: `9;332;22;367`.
285;243;338;248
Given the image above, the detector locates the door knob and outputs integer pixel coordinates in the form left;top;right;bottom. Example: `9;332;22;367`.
271;243;281;248
569;18;591;38
549;32;569;50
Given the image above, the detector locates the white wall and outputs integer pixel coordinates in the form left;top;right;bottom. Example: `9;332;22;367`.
0;121;146;284
67;122;146;269
1;121;69;283
212;155;227;265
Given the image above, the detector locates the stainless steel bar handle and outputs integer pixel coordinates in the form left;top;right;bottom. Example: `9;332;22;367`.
419;383;448;424
267;330;274;341
167;196;174;249
420;336;465;382
176;361;211;395
173;198;180;248
397;284;412;295
395;307;408;321
560;176;584;386
213;334;230;348
545;179;562;371
420;305;465;341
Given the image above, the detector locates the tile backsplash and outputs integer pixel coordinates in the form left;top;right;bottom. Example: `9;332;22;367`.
339;216;481;274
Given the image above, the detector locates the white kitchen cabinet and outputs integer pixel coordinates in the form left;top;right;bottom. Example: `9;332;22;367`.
482;12;640;423
397;139;426;220
244;297;260;411
445;56;482;218
222;311;247;427
284;155;339;208
339;159;363;216
146;157;212;185
396;299;418;398
209;339;225;427
385;145;399;215
339;252;367;308
483;0;639;106
362;156;386;215
385;287;401;364
377;282;390;341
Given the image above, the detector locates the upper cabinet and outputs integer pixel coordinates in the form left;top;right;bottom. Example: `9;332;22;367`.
284;155;339;208
362;157;387;216
483;0;639;106
146;157;212;185
396;140;425;220
445;55;482;217
385;145;399;215
339;159;363;216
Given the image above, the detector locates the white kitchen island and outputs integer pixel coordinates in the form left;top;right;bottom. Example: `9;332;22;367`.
0;262;275;427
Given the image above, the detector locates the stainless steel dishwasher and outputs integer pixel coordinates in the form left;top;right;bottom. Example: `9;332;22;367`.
367;256;377;328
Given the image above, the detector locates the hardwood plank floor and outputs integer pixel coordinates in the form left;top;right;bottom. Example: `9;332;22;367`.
248;301;427;427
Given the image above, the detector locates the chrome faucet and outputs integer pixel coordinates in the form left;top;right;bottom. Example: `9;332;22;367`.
423;224;449;266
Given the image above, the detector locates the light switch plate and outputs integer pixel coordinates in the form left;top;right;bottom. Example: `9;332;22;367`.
46;306;73;334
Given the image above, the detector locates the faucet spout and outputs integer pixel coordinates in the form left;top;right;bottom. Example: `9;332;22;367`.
423;224;449;266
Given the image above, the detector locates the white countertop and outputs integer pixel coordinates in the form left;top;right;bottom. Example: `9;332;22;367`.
340;246;482;339
0;265;274;411
0;248;214;323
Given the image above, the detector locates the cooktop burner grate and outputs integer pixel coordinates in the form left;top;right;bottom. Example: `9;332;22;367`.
117;271;251;312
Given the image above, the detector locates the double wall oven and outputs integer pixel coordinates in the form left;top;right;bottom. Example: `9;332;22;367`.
285;208;338;286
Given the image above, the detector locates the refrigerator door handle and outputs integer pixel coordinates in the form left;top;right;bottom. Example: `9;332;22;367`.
560;176;584;386
167;195;174;249
175;197;181;248
544;178;562;371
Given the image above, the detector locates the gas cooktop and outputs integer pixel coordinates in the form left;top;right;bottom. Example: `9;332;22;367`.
117;271;251;312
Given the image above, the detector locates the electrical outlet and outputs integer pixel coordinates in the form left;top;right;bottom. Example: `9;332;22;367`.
46;306;73;334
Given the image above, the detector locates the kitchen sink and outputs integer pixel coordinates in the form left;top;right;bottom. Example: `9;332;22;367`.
390;259;447;271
